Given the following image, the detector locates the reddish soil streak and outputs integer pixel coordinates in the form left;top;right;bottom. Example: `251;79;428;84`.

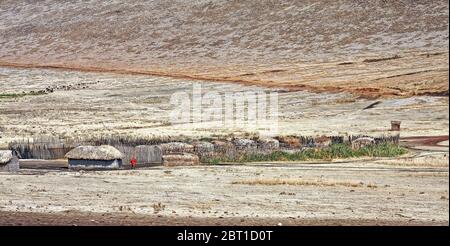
401;136;449;147
0;62;426;99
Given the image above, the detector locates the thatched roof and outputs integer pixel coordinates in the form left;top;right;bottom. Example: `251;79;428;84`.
0;150;13;164
65;145;124;160
193;141;214;153
160;142;194;154
162;153;200;166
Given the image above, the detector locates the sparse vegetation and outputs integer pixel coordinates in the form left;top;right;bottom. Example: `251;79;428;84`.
0;91;47;99
379;155;449;167
363;55;401;63
231;178;376;188
205;143;407;164
152;202;166;214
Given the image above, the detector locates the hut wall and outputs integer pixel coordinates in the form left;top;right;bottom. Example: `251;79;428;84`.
115;145;162;167
134;145;163;165
68;159;122;170
162;153;200;167
349;134;400;145
0;157;19;172
10;137;75;160
9;133;401;166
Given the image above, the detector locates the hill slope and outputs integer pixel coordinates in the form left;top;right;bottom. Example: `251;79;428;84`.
0;0;448;97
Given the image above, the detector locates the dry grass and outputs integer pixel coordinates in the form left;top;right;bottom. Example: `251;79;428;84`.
231;178;377;188
152;202;166;214
188;203;214;210
377;156;449;167
406;172;449;178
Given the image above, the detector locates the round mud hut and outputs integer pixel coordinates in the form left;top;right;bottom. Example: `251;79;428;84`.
65;145;124;170
0;150;19;172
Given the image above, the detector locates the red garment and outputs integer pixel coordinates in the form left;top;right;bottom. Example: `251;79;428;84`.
130;158;137;168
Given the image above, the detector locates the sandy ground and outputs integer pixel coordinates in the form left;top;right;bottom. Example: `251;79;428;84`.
0;66;448;146
0;148;448;226
0;1;448;143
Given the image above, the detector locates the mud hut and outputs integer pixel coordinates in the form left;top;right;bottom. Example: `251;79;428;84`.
160;142;194;154
0;150;19;172
233;138;257;151
351;137;375;150
134;145;163;166
192;141;215;159
257;138;280;152
65;145;124;170
391;121;401;131
277;136;301;149
162;153;200;167
160;142;200;166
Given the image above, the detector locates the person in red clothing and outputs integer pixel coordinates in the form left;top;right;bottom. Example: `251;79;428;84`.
130;157;137;169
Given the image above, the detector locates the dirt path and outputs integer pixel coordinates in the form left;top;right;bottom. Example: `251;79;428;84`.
401;136;449;147
1;139;448;226
401;136;449;152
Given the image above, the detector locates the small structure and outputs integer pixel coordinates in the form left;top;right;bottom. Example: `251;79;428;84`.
314;136;332;148
65;145;124;170
233;138;257;151
193;141;215;159
391;121;401;131
160;142;194;154
277;136;301;149
162;153;200;167
351;137;375;150
159;142;200;167
211;140;234;153
193;141;215;153
0;150;19;172
134;145;162;166
257;138;280;152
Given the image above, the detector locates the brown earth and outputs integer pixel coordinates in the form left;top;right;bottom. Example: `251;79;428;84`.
0;64;448;142
0;149;448;226
0;0;448;98
0;211;445;226
401;136;449;147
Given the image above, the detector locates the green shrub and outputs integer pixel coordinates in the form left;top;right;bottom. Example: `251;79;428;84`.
204;143;407;164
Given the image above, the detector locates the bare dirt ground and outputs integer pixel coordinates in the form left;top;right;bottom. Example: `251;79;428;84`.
0;66;448;145
0;0;448;226
0;0;448;98
0;211;445;226
0;1;448;143
0;148;448;226
401;135;449;151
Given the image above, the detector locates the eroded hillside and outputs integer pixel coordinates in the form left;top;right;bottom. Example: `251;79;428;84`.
0;0;448;97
